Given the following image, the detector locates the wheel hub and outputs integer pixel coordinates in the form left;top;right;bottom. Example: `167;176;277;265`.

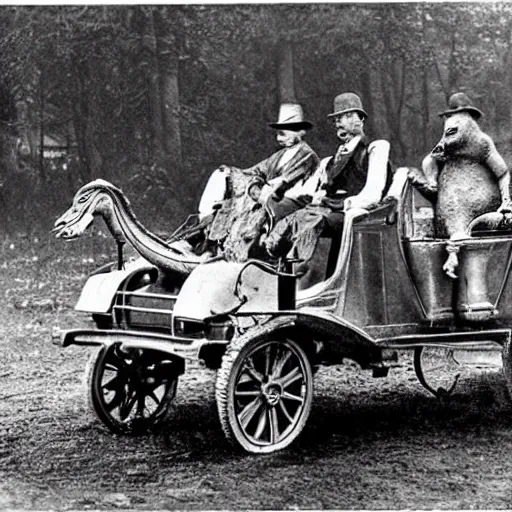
262;382;282;406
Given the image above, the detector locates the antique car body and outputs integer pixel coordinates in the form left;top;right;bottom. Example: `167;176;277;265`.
53;167;512;453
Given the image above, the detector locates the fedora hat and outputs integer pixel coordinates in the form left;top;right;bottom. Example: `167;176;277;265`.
439;92;483;119
328;92;368;120
269;103;313;131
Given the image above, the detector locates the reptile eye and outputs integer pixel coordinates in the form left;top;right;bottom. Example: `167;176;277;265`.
77;194;90;204
445;127;458;136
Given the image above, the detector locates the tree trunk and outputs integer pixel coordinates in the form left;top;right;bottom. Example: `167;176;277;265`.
38;71;46;183
420;7;431;153
447;30;458;97
145;8;165;162
146;7;184;188
276;40;296;103
505;25;512;131
159;31;183;175
71;60;101;183
381;59;407;159
421;64;431;153
359;63;374;136
14;99;32;163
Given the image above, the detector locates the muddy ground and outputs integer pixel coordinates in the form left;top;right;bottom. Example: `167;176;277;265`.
1;234;512;510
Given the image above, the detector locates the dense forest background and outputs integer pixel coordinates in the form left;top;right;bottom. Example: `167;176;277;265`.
1;3;512;236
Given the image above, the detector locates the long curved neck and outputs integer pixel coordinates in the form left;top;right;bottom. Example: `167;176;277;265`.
96;199;126;244
96;185;199;274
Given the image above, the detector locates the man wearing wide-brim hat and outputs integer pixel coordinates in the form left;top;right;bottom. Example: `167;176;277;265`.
263;92;392;270
199;103;318;220
246;102;319;218
198;102;319;261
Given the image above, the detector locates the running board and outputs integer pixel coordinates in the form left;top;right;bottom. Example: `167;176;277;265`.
376;328;511;350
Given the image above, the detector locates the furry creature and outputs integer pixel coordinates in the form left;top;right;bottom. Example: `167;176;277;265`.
411;112;511;278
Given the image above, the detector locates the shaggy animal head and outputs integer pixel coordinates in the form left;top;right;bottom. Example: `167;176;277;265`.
431;113;481;159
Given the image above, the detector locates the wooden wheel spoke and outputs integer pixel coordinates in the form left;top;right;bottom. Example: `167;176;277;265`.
253;408;268;440
269;408;280;445
105;362;123;373
278;366;303;388
234;390;261;398
102;374;120;391
271;350;292;379
119;389;138;420
281;390;304;403
105;389;125;412
238;396;264;429
241;359;264;384
264;345;273;378
146;388;163;407
136;393;146;417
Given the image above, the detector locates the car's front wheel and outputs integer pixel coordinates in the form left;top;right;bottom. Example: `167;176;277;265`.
216;330;313;454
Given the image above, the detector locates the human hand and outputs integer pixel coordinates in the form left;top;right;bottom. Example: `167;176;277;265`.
498;197;512;214
310;190;326;206
258;184;274;204
343;196;355;211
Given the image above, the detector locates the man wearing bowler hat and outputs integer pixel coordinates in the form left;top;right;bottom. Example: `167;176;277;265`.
263;92;392;270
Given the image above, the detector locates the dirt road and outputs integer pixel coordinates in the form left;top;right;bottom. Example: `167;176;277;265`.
1;236;512;510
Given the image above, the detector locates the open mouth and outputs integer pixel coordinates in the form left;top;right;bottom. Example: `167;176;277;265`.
53;212;95;239
337;129;349;141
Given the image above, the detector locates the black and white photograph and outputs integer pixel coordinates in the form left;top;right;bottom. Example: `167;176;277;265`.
1;1;512;509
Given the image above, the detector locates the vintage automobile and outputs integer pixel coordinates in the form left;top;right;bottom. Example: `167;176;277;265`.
52;167;512;454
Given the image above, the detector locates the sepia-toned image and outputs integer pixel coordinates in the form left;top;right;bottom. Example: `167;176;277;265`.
1;2;512;509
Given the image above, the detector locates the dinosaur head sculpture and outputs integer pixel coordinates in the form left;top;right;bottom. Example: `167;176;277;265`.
53;179;125;242
54;179;211;276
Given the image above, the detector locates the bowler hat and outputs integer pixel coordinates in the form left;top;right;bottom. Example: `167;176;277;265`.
269;103;313;131
439;92;483;119
327;92;368;120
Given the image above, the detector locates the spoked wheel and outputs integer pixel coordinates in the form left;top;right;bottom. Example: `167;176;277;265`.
86;344;181;434
414;346;461;399
216;333;313;454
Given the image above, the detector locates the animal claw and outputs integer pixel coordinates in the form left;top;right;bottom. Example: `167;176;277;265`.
443;251;459;279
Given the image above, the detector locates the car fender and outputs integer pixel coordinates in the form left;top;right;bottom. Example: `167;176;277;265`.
75;262;157;313
235;309;380;365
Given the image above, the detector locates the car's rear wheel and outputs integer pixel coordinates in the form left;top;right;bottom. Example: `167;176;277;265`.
86;344;180;434
413;346;461;399
216;332;313;454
